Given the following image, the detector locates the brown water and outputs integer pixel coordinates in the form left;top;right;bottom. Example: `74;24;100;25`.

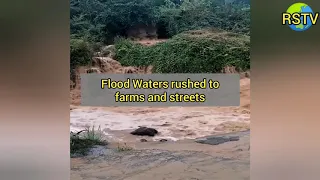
70;106;250;142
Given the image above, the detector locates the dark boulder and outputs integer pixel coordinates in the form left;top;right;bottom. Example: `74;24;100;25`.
130;127;158;137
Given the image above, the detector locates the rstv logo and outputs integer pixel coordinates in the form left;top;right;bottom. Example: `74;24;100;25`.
282;3;319;32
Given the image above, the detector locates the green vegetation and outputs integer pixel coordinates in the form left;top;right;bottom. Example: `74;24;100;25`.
70;126;107;156
70;38;93;82
115;29;250;73
70;0;250;41
155;0;250;37
70;0;250;76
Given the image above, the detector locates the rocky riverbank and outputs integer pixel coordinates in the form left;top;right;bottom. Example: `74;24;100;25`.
71;131;249;180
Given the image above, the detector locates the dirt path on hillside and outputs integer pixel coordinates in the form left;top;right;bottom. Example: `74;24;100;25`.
71;131;249;180
135;39;167;46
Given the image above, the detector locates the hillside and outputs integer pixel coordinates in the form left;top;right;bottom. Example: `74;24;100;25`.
70;1;250;179
70;29;250;112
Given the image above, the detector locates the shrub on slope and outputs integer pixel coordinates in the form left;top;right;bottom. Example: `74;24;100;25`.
115;28;250;73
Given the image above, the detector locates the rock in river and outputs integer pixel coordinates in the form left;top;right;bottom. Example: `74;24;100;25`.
195;135;240;145
140;139;148;142
130;127;158;136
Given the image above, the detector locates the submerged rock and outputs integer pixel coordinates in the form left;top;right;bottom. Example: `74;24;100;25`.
159;139;168;142
195;135;240;145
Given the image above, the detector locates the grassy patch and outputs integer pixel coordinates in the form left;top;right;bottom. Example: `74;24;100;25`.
116;143;134;152
70;125;107;156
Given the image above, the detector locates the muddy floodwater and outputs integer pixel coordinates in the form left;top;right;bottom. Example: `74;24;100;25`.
70;106;250;142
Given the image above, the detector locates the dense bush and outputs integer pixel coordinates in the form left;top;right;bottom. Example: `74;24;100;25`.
70;0;250;43
115;29;250;73
70;38;93;81
70;0;165;43
155;0;250;37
